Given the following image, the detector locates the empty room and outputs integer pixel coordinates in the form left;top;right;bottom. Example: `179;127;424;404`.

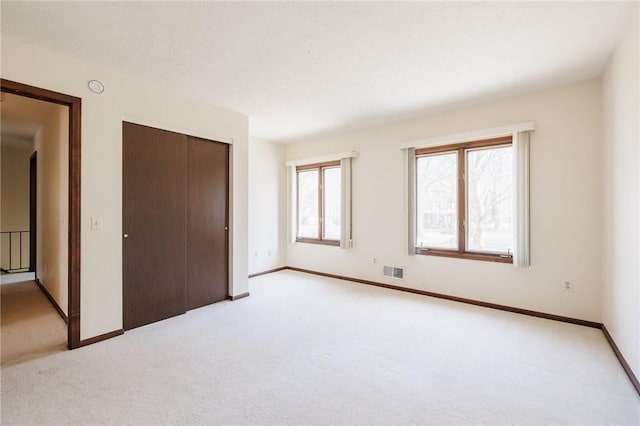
1;1;638;425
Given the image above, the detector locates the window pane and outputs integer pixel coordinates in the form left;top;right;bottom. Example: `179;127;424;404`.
297;169;319;239
466;145;513;254
416;153;458;249
323;167;341;240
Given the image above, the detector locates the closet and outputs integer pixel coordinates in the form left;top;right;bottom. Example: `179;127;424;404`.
122;122;229;330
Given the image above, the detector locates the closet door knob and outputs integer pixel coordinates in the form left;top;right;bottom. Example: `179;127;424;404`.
124;234;129;238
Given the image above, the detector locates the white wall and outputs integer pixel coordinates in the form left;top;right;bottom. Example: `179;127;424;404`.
33;104;69;314
602;12;639;379
248;137;287;274
286;79;603;322
0;142;32;270
1;37;249;340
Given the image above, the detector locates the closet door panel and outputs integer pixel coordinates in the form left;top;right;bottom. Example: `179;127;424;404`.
186;137;229;310
123;122;187;330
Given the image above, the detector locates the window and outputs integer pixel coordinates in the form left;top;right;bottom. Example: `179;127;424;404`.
296;161;341;245
287;152;356;250
415;136;513;263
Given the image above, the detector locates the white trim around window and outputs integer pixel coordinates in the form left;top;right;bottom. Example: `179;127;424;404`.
400;122;535;150
285;151;358;167
405;148;416;256
513;131;530;268
287;165;298;244
340;157;353;249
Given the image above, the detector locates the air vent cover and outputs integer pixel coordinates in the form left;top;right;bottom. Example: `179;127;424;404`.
383;265;405;280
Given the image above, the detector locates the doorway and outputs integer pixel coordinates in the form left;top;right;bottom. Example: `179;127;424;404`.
0;79;81;349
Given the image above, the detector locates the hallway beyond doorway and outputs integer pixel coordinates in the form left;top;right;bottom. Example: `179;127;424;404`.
1;279;66;366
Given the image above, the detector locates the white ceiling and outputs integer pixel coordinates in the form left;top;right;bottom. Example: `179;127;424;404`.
1;2;634;143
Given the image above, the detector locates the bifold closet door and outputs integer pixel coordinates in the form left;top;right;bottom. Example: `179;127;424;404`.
186;137;229;310
123;122;187;330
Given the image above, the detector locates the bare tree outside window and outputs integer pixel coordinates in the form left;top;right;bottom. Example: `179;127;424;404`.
416;152;457;249
466;146;513;253
414;136;514;263
323;167;341;240
296;161;341;245
297;169;318;239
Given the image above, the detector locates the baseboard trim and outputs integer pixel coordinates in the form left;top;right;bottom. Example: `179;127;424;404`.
249;266;288;279
286;267;602;329
35;278;68;324
79;329;124;347
602;325;640;396
229;292;250;301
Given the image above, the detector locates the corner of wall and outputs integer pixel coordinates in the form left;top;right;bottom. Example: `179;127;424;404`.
248;137;288;275
601;9;640;380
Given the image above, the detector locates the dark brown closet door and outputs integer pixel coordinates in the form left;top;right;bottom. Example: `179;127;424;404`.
186;136;229;310
123;122;187;330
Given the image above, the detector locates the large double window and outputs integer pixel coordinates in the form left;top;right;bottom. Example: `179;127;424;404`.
296;161;341;245
415;136;514;263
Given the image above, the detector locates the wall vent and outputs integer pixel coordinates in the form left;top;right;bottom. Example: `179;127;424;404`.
383;265;405;280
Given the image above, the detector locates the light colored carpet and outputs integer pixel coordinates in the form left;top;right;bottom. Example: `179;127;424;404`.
1;270;638;425
1;280;67;366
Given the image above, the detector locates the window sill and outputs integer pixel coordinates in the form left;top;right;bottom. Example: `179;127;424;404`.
415;248;513;264
296;238;340;247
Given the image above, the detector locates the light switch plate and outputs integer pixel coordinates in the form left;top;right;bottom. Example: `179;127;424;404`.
91;216;103;231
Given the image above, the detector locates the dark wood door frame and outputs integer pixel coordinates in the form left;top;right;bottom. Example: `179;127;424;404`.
1;78;82;349
29;152;37;273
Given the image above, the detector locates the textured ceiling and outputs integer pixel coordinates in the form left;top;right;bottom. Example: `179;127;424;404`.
1;2;634;142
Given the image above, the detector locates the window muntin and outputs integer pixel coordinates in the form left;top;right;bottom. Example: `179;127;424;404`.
415;136;513;263
296;161;341;245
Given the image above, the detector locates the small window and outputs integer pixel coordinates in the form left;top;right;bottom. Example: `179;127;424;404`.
296;161;341;245
415;136;513;263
